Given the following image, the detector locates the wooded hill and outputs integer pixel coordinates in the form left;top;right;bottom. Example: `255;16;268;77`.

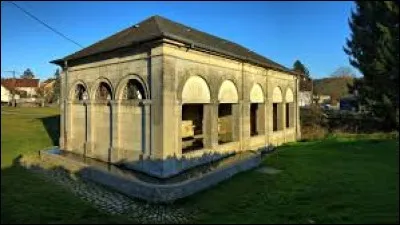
313;76;354;103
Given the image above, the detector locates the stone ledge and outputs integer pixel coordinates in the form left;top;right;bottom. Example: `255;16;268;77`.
37;148;261;203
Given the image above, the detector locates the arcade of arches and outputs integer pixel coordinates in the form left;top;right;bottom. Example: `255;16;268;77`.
59;43;300;178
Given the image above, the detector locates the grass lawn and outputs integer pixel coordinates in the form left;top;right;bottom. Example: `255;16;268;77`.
1;107;399;224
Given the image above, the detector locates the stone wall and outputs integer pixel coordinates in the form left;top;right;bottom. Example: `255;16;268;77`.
59;39;300;178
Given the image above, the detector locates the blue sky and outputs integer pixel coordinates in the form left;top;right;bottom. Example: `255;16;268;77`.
1;1;357;80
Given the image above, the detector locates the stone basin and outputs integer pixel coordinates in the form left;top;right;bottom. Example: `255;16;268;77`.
36;147;262;203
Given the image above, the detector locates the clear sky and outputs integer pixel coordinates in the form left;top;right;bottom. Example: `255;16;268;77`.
1;1;357;80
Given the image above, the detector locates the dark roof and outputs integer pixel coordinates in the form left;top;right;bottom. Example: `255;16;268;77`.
51;15;296;75
1;78;40;89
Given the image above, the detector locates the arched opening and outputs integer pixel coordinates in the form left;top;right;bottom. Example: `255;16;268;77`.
285;88;294;128
119;78;149;157
122;79;146;100
272;87;284;132
181;76;211;153
74;84;88;101
93;81;112;161
250;84;265;136
70;83;88;153
96;82;112;101
218;80;239;144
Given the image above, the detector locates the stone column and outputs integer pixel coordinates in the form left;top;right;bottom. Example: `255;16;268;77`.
142;100;152;159
175;100;183;158
59;100;65;149
262;102;269;146
241;100;251;151
64;100;73;151
203;101;218;149
110;100;120;163
84;100;94;156
282;100;287;142
296;80;301;140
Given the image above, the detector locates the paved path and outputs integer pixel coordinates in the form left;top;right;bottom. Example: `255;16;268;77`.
28;166;195;224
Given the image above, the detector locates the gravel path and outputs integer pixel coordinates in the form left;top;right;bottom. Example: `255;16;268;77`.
28;166;195;224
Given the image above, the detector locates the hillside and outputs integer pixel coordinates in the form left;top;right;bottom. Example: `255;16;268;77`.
313;76;354;100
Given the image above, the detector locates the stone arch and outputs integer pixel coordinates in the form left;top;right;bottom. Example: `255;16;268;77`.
90;77;114;100
250;83;265;103
181;75;211;103
218;80;239;103
272;86;283;103
69;80;89;101
285;87;294;103
115;74;149;100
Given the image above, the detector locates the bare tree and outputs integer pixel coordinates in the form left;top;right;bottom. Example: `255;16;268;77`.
330;66;357;78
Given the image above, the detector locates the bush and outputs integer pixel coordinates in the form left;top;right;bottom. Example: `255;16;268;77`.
300;125;328;141
300;105;329;141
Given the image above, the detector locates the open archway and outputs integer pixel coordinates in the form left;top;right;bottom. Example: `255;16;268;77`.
117;77;149;157
181;76;211;153
70;82;89;153
285;88;294;128
92;80;113;161
217;80;239;144
250;84;265;136
272;86;284;132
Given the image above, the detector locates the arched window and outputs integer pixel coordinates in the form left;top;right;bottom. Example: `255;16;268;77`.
122;79;146;100
74;84;88;101
96;82;112;100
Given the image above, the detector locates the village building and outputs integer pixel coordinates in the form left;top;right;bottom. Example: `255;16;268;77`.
297;73;313;107
51;15;301;178
1;78;40;98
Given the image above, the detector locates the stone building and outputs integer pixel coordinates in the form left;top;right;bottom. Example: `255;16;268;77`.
51;15;301;178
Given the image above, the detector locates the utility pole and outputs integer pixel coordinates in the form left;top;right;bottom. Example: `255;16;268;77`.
2;70;17;78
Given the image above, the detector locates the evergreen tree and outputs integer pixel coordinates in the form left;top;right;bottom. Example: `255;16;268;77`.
20;68;35;79
344;1;399;130
52;69;61;103
293;60;310;78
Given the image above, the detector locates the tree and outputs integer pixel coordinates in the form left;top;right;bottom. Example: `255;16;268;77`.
293;60;310;78
51;69;61;103
344;1;399;130
330;66;357;78
20;68;35;79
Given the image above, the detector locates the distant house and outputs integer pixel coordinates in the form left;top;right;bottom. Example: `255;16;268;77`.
40;78;56;102
313;94;331;104
1;84;11;104
297;73;313;107
1;78;39;98
1;83;21;104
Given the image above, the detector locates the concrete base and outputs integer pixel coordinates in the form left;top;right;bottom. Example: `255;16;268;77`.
36;148;261;203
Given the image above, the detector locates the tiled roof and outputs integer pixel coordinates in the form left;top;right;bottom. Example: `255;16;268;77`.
1;78;39;89
51;15;297;75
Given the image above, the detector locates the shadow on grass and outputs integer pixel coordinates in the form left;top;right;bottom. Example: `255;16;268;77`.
1;154;132;224
38;115;60;146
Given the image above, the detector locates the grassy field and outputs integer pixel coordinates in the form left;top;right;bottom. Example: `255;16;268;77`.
1;107;399;224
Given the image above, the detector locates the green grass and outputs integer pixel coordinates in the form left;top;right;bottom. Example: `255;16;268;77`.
2;107;399;224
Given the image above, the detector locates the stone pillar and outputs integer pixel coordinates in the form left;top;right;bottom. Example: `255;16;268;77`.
142;100;152;159
84;101;94;156
296;80;301;140
263;101;269;146
241;100;251;151
282;100;286;142
175;100;183;158
64;100;73;151
110;100;120;163
203;102;218;149
59;100;65;149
